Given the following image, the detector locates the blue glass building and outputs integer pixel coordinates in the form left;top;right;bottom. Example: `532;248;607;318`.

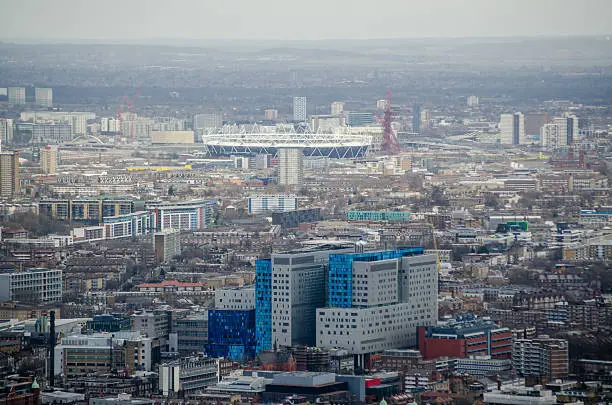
255;259;272;353
205;309;256;362
328;247;424;308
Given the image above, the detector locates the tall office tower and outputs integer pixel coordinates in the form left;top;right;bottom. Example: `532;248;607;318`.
412;105;421;134
317;248;438;367
499;112;525;145
193;112;223;132
278;148;303;188
331;101;345;116
8;87;26;105
40;145;58;174
0;119;14;143
35;88;53;107
420;109;431;130
512;338;569;383
524;113;549;137
293;97;307;122
153;229;181;263
0;150;20;197
467;95;479;107
264;109;279;121
563;114;579;145
255;244;355;351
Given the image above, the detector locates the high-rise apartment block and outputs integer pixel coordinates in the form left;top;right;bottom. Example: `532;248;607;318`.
278;148;303;188
0;150;20;198
541;115;579;150
331;101;345;116
153;229;181;263
0;119;14;143
412;105;421;134
293;97;307;122
317;248;438;366
8;87;26;105
40;145;58;174
35;87;53;107
512;337;569;383
499;112;525;145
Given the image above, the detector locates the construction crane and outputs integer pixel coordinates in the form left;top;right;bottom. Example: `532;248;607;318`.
128;87;142;144
376;91;401;154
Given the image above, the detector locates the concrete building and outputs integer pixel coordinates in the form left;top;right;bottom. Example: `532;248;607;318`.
467;96;479;107
0;119;14;143
255;244;355;352
153;229;181;263
293;97;307;122
21;112;95;136
40;145;58;174
100;117;121;134
169;313;208;355
483;383;557;405
264;109;279;121
541;115;579;150
147;199;217;231
8;87;26;105
310;115;345;132
215;286;255;310
32;122;72;144
35;87;53;107
316;249;438;366
248;194;298;215
331;102;345;116
103;211;154;239
512;337;569;383
193;112;223;132
524;113;549;137
159;355;218;397
278;148;303;187
499;112;525;145
0;268;62;303
0;150;20;198
347;112;374;127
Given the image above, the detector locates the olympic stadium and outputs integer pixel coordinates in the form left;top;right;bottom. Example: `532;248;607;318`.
202;125;373;158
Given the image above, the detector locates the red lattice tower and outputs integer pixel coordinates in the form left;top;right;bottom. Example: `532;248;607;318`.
377;91;400;154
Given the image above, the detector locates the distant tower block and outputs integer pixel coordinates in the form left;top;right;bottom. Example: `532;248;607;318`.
279;148;303;188
331;102;345;116
35;88;53;107
293;97;307;122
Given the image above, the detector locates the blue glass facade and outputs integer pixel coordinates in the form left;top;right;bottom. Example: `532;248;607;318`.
205;309;256;362
328;247;424;308
255;259;272;353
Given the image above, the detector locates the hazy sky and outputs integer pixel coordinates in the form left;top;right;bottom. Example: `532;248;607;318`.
1;0;611;41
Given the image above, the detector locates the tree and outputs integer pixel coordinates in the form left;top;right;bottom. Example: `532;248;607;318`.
168;185;175;196
484;194;502;209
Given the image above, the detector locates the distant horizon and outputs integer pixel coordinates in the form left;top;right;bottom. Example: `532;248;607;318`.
2;33;611;47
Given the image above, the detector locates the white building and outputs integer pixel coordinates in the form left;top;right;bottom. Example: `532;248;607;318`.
100;117;121;133
331;101;345;116
153;229;181;263
35;87;53;107
0;268;62;303
271;245;355;348
159;355;218;397
0;119;14;143
278;148;303;187
499;112;525;145
8;87;26;105
248;194;298;215
310;115;346;132
541;115;579;150
293;97;307;122
20;111;96;136
264;109;279;121
215;286;255;310
316;253;438;361
483;383;556;405
467;95;479;107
